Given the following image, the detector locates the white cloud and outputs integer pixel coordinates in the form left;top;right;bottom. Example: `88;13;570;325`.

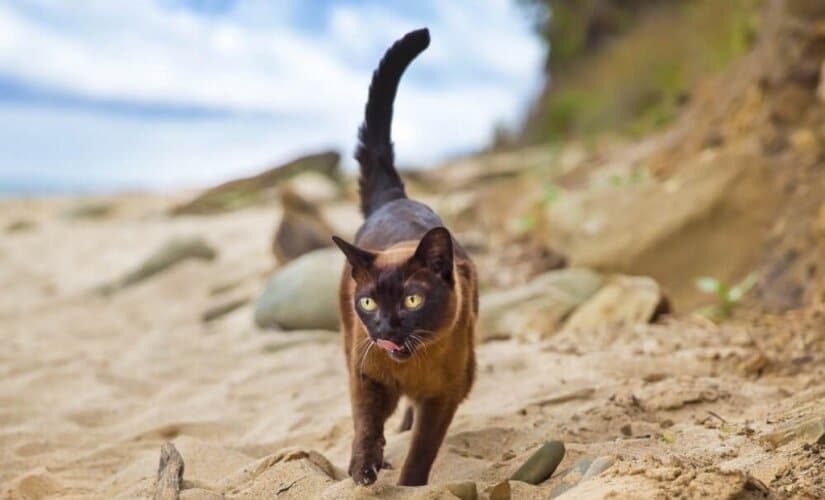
0;0;544;191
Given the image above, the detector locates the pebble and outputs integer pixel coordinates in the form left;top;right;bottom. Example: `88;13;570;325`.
510;440;565;484
445;481;477;500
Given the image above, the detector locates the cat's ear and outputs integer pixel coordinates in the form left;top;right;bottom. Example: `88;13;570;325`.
412;227;454;284
332;236;376;281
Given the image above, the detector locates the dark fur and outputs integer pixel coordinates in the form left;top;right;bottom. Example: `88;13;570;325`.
332;28;478;487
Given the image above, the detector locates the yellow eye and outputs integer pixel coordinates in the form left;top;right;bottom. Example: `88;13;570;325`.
404;293;424;309
358;297;377;312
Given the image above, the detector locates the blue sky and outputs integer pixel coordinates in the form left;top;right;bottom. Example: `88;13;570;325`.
0;0;544;193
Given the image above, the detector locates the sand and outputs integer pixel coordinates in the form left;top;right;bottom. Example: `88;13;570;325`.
1;194;823;499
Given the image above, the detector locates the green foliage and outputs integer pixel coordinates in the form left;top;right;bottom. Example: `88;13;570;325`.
510;215;538;233
695;273;758;320
543;181;561;205
522;0;762;143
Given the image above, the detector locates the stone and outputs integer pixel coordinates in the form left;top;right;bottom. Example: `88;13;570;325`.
102;237;217;294
562;275;669;332
445;481;477;500
547;457;593;498
5;219;36;233
581;456;614;480
154;443;184;500
272;188;334;264
763;416;825;448
254;248;344;331
478;268;604;342
510;440;565;485
171;151;340;216
285;170;342;204
62;201;114;219
489;480;511;500
201;297;249;323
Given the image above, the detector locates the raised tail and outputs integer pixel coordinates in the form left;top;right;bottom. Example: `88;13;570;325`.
356;28;430;217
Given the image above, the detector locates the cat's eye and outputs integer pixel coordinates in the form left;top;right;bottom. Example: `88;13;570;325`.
404;293;424;309
358;296;377;312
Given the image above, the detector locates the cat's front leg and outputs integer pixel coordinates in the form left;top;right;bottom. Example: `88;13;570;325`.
349;377;399;485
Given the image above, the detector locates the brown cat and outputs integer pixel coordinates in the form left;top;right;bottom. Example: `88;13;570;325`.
331;28;477;487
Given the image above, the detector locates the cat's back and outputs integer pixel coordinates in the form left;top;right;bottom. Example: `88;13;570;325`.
355;199;443;250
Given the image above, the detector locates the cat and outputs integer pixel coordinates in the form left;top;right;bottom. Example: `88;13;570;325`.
332;28;478;487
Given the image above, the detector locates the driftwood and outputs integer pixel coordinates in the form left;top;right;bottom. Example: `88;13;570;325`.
154;442;184;500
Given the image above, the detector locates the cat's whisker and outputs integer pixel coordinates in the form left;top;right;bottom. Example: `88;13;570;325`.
359;339;374;378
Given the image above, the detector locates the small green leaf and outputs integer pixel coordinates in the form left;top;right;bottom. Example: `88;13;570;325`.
510;216;537;232
728;273;758;302
695;277;720;294
543;182;560;205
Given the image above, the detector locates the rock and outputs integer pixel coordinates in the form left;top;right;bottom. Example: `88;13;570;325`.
201;297;249;323
254;248;344;331
5;219;36;233
562;275;669;332
478;268;603;342
104;237;217;293
445;481;477;500
581;456;614;480
171;151;340;216
487;236;568;289
489;480;511;500
285;170;342;204
763;416;825;448
510;440;565;485
272;188;334;264
154;443;184;500
63;201;114;219
219;448;338;498
547;457;592;499
738;351;769;375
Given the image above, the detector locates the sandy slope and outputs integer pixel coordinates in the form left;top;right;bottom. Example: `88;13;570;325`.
1;195;823;499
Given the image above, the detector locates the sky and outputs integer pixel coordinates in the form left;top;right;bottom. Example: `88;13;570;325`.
0;0;544;194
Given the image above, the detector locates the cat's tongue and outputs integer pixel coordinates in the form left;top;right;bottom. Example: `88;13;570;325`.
376;339;402;353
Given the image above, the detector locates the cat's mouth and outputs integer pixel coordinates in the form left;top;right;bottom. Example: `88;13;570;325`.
375;338;414;362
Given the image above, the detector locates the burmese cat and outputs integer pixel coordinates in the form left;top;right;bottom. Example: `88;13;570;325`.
332;28;477;487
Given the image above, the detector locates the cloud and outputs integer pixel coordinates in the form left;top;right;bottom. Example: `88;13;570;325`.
0;0;543;192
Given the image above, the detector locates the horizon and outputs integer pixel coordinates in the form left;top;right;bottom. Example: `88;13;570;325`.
0;0;544;195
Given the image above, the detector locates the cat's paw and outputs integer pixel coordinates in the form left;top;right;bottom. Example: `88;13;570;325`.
349;453;383;486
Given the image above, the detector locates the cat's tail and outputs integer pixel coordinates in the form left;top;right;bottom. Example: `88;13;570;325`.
356;28;429;217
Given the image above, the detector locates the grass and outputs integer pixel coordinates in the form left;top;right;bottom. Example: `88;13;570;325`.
529;0;761;142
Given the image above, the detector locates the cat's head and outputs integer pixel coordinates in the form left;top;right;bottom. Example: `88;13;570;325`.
332;227;456;362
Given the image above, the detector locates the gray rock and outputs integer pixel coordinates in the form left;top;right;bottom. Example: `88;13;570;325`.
201;297;249;323
121;237;217;288
100;237;217;294
581;456;614;480
171;151;340;216
254;248;344;331
561;275;669;333
510;440;565;485
63;201;114;220
478;268;604;342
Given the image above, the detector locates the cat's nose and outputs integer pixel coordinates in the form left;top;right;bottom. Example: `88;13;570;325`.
373;317;400;341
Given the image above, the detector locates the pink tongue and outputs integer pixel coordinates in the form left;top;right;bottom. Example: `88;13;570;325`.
376;339;402;352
